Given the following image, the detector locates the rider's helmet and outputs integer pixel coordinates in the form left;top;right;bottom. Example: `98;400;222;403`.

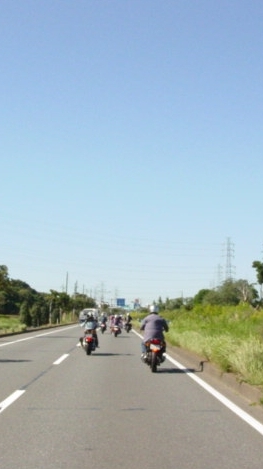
149;304;159;314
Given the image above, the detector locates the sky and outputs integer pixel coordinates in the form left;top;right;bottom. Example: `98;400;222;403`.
1;0;263;306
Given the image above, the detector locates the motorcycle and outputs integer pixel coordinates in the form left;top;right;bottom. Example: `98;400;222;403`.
80;320;97;355
111;325;121;337
100;322;107;334
142;338;166;372
82;332;96;355
124;321;132;333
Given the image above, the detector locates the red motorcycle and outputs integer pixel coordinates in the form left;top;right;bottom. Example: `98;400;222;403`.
83;333;96;355
80;320;97;355
143;338;166;372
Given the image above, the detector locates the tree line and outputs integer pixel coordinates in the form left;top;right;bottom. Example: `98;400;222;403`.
1;260;263;324
157;261;263;311
0;265;96;326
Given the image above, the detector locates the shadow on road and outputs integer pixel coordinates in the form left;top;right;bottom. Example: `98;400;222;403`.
0;359;32;363
157;367;197;374
89;352;134;357
36;336;75;339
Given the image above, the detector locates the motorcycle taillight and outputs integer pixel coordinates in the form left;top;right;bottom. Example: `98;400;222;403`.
85;336;93;342
151;338;162;345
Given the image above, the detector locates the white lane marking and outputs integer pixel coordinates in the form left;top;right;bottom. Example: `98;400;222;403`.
53;354;69;365
0;325;78;348
133;329;263;436
166;353;263;436
0;390;25;414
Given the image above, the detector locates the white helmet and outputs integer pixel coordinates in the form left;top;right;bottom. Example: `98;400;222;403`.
149;304;158;313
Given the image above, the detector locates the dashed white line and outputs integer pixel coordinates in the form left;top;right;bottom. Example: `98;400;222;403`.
53;353;69;365
0;353;70;414
0;390;25;414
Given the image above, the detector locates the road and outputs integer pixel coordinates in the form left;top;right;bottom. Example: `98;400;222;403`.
1;324;263;469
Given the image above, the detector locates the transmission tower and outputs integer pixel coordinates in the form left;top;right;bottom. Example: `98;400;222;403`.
224;237;235;281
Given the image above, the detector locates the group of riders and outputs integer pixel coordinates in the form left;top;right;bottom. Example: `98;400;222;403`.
79;305;169;357
79;312;131;348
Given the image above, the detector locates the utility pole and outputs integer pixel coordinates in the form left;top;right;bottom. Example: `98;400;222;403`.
74;281;78;296
65;272;68;294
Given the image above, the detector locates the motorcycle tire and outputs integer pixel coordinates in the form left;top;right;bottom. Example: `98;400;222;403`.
150;352;157;372
86;344;92;355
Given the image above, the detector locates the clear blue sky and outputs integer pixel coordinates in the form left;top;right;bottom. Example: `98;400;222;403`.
1;0;263;306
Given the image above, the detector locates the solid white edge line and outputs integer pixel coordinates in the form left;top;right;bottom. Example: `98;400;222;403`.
166;353;263;436
53;353;69;365
0;390;25;414
133;329;263;436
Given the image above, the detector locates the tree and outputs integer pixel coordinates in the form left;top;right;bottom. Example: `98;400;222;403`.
164;297;184;310
200;279;257;306
235;279;258;303
31;304;42;327
193;289;212;305
0;265;9;288
157;296;165;311
19;302;32;327
252;261;263;300
0;265;10;314
71;293;96;312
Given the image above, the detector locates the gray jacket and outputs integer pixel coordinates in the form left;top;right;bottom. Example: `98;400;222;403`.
140;313;169;342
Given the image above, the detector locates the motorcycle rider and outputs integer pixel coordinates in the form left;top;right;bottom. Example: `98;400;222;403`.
111;314;122;334
100;313;107;325
80;312;99;348
114;314;122;326
140;304;169;358
126;312;132;323
100;313;107;331
124;312;132;331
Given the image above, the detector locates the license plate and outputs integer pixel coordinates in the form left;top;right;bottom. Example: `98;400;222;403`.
85;334;93;341
150;344;161;351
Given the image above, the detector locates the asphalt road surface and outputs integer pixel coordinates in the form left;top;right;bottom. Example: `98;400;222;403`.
1;324;263;469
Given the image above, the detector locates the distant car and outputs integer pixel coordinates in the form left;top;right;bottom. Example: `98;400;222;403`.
79;308;99;323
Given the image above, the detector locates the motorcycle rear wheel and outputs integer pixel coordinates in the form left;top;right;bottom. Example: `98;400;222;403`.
86;345;92;355
150;352;157;372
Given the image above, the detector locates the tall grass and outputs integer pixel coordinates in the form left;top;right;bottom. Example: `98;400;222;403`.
0;312;76;334
164;304;263;386
0;315;26;334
